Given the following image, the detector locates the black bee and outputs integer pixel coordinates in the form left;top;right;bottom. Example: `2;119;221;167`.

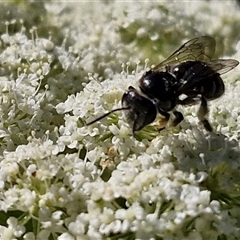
87;36;239;136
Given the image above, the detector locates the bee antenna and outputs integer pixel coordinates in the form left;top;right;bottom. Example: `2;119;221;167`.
86;107;130;126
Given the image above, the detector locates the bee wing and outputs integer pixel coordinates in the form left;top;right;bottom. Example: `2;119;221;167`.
152;36;216;71
206;59;239;75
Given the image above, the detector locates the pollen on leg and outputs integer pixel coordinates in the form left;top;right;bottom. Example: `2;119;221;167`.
156;116;169;128
197;96;213;131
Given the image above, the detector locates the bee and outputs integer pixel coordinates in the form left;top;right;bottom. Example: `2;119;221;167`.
87;36;239;136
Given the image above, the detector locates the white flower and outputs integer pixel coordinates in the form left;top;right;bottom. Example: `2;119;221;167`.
0;1;240;240
4;217;25;239
58;233;75;240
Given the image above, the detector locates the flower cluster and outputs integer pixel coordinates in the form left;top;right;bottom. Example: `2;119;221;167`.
0;1;240;240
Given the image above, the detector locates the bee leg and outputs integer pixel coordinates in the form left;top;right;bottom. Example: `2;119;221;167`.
158;110;183;130
170;111;184;127
197;96;213;132
178;95;201;105
157;110;170;131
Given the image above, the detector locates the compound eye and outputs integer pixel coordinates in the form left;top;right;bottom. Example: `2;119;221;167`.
122;86;157;135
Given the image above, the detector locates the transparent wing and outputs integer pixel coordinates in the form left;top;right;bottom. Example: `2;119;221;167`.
152;36;216;71
206;59;239;75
